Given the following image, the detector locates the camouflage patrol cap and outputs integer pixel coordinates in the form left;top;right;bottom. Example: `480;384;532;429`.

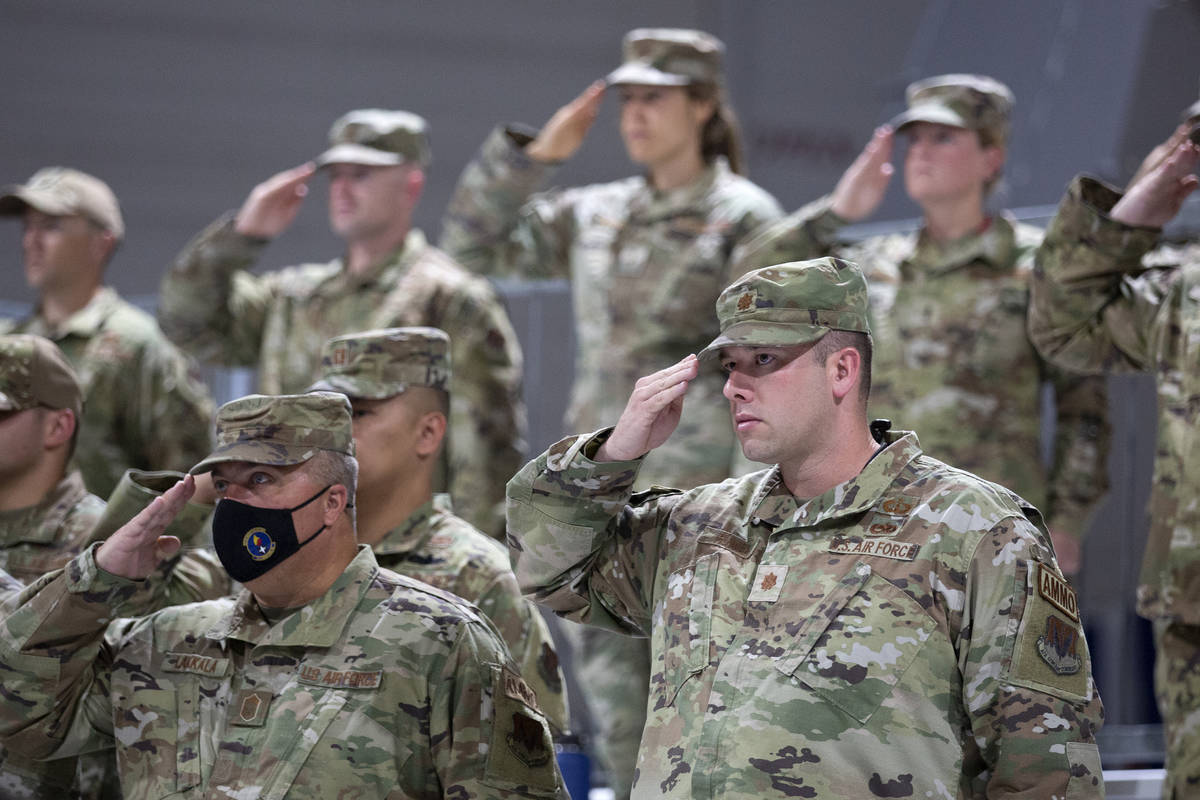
314;109;431;169
309;326;451;399
890;74;1015;145
0;167;124;239
606;28;724;87
700;257;871;357
189;392;354;475
0;334;83;419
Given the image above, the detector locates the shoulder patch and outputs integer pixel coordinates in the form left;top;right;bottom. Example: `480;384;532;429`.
484;664;561;794
1008;561;1091;700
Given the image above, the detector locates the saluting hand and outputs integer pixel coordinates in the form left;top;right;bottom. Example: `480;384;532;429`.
527;81;606;164
234;162;317;239
1111;138;1200;229
1127;123;1192;191
831;126;895;222
596;355;699;462
95;476;195;580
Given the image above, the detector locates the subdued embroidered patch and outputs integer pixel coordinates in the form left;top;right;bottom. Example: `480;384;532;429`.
1009;561;1091;699
748;564;788;602
231;689;272;727
296;665;383;689
828;536;918;561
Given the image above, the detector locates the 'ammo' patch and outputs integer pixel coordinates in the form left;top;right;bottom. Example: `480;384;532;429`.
828;535;918;561
163;652;230;676
1036;615;1082;675
748;564;788;602
1037;563;1079;623
503;666;541;713
297;664;383;689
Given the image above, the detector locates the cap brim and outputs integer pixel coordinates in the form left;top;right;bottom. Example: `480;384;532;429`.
306;376;405;400
699;322;830;360
606;63;693;87
189;442;318;475
314;143;406;168
0;186;73;217
889;104;971;132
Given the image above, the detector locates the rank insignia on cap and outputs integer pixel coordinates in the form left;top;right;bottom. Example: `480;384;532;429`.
1036;614;1082;675
244;528;276;561
736;291;755;312
330;343;350;366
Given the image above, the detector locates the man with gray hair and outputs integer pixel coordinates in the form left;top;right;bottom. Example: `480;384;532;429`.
0;390;566;798
0;167;215;497
160;110;526;539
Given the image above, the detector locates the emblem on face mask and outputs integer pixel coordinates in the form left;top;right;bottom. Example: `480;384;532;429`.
243;527;276;561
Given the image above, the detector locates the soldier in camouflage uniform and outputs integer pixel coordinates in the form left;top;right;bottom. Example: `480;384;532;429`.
733;74;1111;574
0;391;566;799
158;110;525;539
309;326;569;735
507;258;1106;798
0;334;228;800
1028;113;1200;798
0;168;216;497
440;30;781;795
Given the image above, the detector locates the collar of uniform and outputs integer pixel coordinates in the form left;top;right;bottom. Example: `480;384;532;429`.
326;228;427;293
210;544;380;647
627;157;727;223
905;213;1018;278
748;431;924;532
0;470;92;547
372;494;444;557
24;286;121;340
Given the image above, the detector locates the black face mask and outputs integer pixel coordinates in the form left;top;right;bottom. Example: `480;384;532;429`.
211;485;332;583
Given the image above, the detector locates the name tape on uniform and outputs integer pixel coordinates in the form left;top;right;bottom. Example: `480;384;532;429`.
164;652;230;676
297;665;383;690
828;536;919;561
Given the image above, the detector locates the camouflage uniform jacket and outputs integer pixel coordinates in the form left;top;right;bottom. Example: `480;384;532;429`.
159;219;525;538
440;126;782;488
1030;175;1200;622
0;470;102;585
8;288;215;497
732;200;1111;540
506;427;1105;799
372;493;568;734
0;470;225;800
0;545;566;800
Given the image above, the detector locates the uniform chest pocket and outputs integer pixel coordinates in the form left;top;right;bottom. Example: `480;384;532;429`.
112;687;184;797
776;571;936;724
656;552;719;707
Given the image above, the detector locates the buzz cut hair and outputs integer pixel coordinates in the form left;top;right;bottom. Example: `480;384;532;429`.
813;329;873;403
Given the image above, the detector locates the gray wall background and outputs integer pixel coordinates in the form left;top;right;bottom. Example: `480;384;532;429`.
2;0;1198;748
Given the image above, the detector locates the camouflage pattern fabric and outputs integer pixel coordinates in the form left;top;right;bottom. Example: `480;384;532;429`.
0;468;227;800
159;221;524;539
1154;620;1200;800
733;201;1111;541
1028;175;1200;798
7;287;215;497
506;426;1106;798
0;545;566;799
440;126;782;490
311;326;450;398
372;493;568;734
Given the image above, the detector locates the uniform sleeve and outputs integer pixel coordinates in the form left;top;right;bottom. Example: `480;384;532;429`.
0;547;147;761
158;211;278;367
440;279;527;539
729;193;848;275
960;518;1105;796
438;125;577;280
473;569;569;735
1029;175;1177;375
506;430;678;636
431;620;566;798
1042;365;1112;541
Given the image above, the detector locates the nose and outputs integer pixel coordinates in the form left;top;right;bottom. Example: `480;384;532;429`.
221;483;253;503
722;369;752;403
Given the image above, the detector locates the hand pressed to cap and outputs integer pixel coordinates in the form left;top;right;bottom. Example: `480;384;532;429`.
234;162;317;239
526;81;606;164
595;354;698;462
95;475;195;580
830;126;895;222
1111;139;1200;229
